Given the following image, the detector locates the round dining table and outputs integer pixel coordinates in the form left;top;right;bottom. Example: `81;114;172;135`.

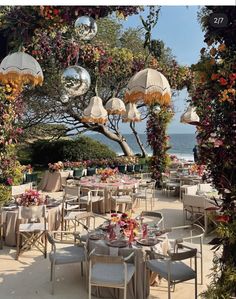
79;175;140;214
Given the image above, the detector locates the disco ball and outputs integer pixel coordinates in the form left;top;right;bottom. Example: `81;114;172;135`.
74;16;97;41
61;65;91;97
60;93;70;103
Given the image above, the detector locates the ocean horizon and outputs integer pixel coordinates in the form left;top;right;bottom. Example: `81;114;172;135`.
87;133;196;161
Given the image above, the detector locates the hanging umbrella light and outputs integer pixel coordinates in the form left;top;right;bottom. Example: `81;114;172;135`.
125;68;171;106
0;52;43;87
122;103;141;122
105;97;126;115
180;105;200;125
81;96;108;124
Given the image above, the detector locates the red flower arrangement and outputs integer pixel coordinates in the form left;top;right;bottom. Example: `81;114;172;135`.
16;189;45;207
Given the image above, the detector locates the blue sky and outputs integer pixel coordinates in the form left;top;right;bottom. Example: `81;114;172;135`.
119;6;205;134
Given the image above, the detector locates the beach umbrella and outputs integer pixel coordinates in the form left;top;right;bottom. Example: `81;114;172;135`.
105;97;126;115
0;52;43;87
82;96;108;124
122;103;141;122
125;68;171;106
180;105;200;125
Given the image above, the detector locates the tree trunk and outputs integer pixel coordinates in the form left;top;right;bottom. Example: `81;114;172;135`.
130;122;147;158
93;124;134;156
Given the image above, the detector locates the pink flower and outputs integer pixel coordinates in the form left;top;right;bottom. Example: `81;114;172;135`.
214;139;224;147
6;177;13;185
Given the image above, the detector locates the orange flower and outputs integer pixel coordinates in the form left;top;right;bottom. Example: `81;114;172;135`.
210;47;217;56
209;58;216;65
218;43;226;52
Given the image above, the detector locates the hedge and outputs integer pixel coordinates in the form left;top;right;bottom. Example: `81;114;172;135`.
30;136;116;166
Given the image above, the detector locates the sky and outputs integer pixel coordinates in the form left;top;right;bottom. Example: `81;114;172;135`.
119;6;205;134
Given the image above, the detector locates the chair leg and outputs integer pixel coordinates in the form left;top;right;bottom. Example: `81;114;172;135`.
49;262;52;281
168;282;171;299
88;282;91;299
124;285;127;299
16;232;20;260
44;233;47;259
51;263;55;295
195;276;198;299
81;261;83;276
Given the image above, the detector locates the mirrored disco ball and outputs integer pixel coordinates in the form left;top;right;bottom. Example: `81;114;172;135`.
74;16;97;41
60;93;70;103
61;65;91;97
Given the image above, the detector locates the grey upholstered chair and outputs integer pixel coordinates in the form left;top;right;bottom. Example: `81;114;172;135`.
47;231;86;294
146;243;198;299
167;224;205;285
88;249;136;299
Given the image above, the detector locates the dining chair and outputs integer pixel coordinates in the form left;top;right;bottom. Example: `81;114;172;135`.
146;243;198;299
11;182;33;199
166;224;205;285
62;185;94;232
140;211;164;230
182;194;216;233
110;187;134;213
88;249;136;299
79;188;105;214
47;231;86;295
16;205;47;260
134;180;156;210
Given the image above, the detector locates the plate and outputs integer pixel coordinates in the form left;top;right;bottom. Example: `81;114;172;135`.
89;233;106;240
106;240;128;248
136;238;159;246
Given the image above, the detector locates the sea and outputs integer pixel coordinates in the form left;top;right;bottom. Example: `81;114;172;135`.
88;133;196;161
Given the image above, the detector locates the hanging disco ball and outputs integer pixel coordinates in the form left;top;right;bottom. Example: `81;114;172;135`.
153;105;161;114
61;65;91;97
74;16;97;41
60;93;70;103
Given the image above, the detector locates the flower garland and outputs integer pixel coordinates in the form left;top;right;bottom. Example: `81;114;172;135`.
146;107;173;186
190;6;236;297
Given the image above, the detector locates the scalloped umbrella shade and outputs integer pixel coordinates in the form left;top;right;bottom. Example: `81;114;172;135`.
125;68;171;106
122;103;141;122
82;96;108;124
105;97;126;115
180;105;200;125
0;52;43;87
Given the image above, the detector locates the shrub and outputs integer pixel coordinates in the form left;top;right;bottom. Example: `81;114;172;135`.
31;136;116;166
0;184;11;206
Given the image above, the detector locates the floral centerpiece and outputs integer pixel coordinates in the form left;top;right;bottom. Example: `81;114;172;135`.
22;164;33;174
16;189;45;207
97;167;119;182
48;161;64;172
110;212;139;241
189;164;206;177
